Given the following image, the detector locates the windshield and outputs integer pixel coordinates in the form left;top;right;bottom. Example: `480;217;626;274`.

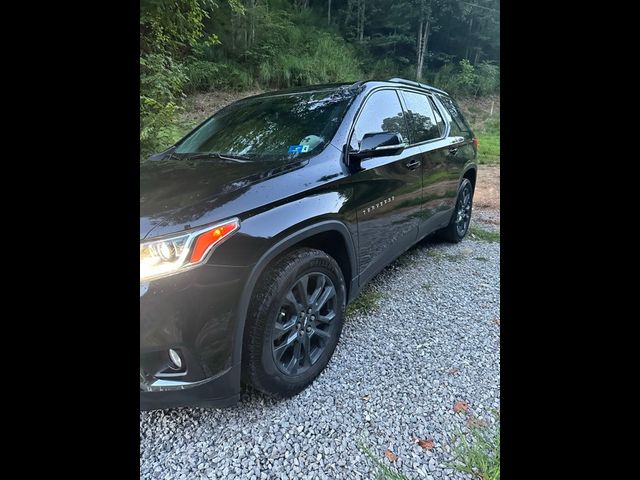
174;88;356;161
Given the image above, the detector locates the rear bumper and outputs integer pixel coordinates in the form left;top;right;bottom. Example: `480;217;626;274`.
140;364;241;410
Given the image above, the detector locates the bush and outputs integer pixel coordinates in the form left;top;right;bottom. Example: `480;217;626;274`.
243;8;363;89
431;60;500;97
252;31;362;88
183;60;254;92
140;53;188;158
475;61;500;96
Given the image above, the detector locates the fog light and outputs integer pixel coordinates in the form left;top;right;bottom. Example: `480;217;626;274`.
168;349;183;369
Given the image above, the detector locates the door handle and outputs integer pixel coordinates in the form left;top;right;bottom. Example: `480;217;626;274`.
405;159;421;169
449;147;459;155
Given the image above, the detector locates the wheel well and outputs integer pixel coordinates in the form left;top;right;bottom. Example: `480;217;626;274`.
295;231;353;297
463;168;477;191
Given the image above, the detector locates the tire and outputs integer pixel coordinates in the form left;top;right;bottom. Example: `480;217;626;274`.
439;178;474;243
242;247;346;398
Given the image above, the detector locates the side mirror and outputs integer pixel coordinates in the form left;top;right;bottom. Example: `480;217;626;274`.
351;132;407;160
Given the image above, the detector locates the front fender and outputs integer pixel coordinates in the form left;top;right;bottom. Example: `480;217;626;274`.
209;189;358;375
231;218;356;362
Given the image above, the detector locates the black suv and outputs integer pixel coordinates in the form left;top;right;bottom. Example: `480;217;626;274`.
140;78;477;410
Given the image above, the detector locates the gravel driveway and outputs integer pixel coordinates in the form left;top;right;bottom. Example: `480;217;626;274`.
140;219;500;480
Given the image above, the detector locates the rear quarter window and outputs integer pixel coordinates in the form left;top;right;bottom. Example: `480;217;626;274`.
436;94;473;137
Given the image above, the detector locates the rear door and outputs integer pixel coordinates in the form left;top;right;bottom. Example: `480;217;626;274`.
348;89;423;284
399;89;456;237
433;93;476;205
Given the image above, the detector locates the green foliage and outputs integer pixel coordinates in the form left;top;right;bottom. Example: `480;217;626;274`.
347;288;382;315
139;53;188;157
476;115;500;164
140;0;213;55
457;59;477;94
139;0;499;157
258;32;362;87
432;59;500;96
477;133;500;165
360;445;409;480
475;62;500;95
469;227;500;243
241;7;363;88
451;413;500;480
183;60;254;92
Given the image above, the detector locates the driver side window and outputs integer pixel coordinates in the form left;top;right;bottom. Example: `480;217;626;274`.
350;90;409;151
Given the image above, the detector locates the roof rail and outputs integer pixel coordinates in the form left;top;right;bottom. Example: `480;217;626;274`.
387;77;448;95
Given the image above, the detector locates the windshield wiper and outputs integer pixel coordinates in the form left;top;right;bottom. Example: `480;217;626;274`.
188;152;252;163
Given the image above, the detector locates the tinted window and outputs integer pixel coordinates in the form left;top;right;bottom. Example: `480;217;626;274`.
401;91;441;143
436;94;472;137
350;90;409;150
175;88;355;160
429;97;445;136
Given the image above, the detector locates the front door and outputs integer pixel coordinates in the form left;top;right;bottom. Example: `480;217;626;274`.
348;89;423;285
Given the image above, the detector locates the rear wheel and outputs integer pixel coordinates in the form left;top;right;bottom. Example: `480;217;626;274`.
439;178;474;243
242;248;346;398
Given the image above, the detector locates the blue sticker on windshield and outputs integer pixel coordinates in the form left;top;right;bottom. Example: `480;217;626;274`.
288;145;309;154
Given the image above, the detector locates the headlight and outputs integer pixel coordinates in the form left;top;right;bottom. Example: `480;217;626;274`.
140;218;240;282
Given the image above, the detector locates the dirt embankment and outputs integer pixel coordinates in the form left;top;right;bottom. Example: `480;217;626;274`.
474;165;500;226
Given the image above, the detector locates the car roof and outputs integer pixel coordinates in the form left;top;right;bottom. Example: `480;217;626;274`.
245;78;450;101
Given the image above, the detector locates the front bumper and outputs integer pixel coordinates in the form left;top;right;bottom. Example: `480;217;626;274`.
140;263;250;409
140;365;241;410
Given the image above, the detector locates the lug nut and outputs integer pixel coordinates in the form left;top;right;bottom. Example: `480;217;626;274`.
311;315;315;321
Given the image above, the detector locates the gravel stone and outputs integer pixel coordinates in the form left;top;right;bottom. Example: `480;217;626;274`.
140;218;500;479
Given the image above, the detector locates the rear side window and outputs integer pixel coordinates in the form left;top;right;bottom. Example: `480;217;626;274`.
400;91;442;143
350;90;410;150
429;97;445;135
436;94;473;137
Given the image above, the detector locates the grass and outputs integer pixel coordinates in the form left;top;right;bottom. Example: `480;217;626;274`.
474;256;489;262
360;417;500;480
469;226;500;243
360;445;409;480
477;134;500;165
359;409;500;480
346;288;383;315
464;105;500;165
427;250;466;262
450;413;500;480
393;253;417;268
476;115;500;165
422;283;432;290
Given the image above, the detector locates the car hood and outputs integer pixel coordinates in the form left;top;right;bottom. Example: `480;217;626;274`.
140;156;307;240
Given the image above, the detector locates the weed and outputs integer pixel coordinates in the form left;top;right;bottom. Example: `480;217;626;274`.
347;289;382;315
393;254;416;268
427;250;465;262
360;445;409;480
450;412;500;480
469;227;500;243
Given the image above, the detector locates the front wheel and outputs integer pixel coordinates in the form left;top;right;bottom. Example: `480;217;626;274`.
242;248;346;398
439;178;474;243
